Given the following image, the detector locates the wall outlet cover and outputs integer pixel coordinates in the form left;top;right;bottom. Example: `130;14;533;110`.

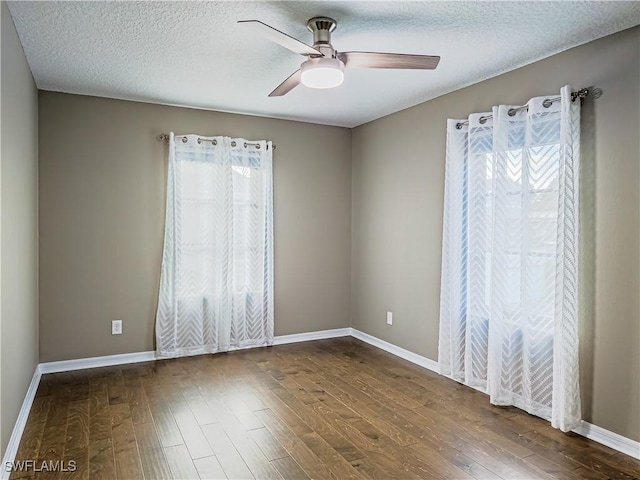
112;319;123;335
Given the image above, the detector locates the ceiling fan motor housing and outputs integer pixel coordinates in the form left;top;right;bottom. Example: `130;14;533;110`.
307;17;338;57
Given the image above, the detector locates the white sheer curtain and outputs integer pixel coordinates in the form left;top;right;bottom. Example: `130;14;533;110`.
156;133;274;358
439;85;582;431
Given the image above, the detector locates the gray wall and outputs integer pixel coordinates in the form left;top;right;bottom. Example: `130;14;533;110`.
351;26;640;442
38;92;352;363
0;2;39;456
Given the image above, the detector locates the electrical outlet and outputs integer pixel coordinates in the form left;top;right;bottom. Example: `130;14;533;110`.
112;319;123;335
386;311;393;325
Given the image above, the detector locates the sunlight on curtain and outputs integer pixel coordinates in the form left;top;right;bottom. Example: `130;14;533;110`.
156;133;274;358
439;85;582;431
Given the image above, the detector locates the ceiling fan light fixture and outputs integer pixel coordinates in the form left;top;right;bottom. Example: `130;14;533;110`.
300;57;344;89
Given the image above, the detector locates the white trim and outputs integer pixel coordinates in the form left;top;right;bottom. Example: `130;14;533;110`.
350;328;440;373
273;328;352;345
1;367;42;480
37;328;353;373
573;421;640;460
39;351;156;374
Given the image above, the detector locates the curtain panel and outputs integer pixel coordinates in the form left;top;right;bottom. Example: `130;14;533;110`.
156;133;274;358
438;85;582;431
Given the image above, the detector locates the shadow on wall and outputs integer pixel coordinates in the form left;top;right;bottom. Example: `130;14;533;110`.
578;87;598;423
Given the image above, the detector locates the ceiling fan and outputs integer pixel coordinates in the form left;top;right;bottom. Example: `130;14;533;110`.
238;17;440;97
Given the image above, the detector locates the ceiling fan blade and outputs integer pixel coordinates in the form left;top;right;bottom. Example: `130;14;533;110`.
337;51;440;69
238;20;323;57
269;69;302;97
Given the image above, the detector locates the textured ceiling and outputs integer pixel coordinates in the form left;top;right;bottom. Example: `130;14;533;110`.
7;1;640;127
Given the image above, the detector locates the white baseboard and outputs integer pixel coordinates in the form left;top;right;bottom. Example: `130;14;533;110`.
4;326;638;473
273;327;352;345
37;328;352;374
574;421;640;460
1;367;42;480
39;350;157;374
350;328;440;373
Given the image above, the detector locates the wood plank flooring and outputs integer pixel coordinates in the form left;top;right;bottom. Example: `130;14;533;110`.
9;338;640;479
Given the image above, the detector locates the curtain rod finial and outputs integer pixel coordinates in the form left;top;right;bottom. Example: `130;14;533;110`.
571;88;590;105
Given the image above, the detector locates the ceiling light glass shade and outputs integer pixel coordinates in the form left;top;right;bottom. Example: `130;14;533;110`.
300;57;344;89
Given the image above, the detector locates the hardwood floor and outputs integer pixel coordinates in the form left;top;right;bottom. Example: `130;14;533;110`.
9;337;640;479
